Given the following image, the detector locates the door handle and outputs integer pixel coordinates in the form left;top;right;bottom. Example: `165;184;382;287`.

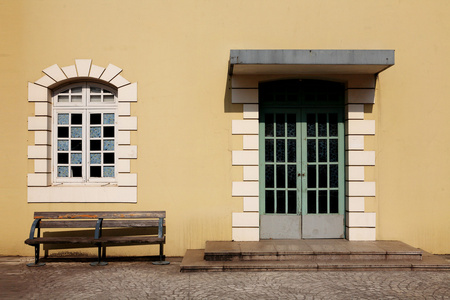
298;173;305;177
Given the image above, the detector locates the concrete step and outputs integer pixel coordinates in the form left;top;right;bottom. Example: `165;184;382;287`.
181;249;450;272
204;240;423;262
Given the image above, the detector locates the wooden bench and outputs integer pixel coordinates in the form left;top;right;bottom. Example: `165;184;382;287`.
24;211;168;267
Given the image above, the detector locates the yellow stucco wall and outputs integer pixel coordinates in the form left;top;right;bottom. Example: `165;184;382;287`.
0;0;449;256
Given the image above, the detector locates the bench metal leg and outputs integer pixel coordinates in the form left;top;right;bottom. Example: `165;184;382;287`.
27;245;45;267
152;243;169;265
90;245;108;266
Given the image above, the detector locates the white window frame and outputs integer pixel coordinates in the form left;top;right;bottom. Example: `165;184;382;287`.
52;82;118;185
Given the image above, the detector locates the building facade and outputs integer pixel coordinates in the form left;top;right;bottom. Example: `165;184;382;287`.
0;0;449;257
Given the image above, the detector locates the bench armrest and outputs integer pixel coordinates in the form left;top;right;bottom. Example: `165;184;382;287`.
158;218;164;238
28;219;41;240
94;218;103;239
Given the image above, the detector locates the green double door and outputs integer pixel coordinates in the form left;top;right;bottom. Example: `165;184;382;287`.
259;80;345;239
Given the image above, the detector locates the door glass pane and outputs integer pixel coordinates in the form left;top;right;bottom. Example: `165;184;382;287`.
276;114;285;137
318;113;327;136
287;140;296;162
265;114;274;137
276;165;285;188
319;191;328;214
318;139;327;162
307;114;316;137
265;165;274;188
265;191;274;213
307;191;316;214
307;165;316;188
307;140;316;162
287;165;296;188
329;113;338;136
276;140;285;162
288;191;297;214
330;190;339;213
319;165;327;188
329;139;338;162
276;190;286;213
329;165;338;188
287;114;296;137
265;140;274;162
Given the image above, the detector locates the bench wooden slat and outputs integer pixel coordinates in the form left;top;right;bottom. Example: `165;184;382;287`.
25;237;99;245
39;220;164;228
98;236;165;245
34;211;166;219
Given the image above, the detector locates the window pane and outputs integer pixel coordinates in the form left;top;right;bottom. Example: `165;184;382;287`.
90;166;101;177
276;140;285;162
265;165;274;188
58;114;69;125
90;127;101;138
71;127;82;138
104;95;114;102
58;153;68;164
276;190;286;214
90;140;101;151
265;114;274;137
58;95;69;102
57;166;69;177
90;153;101;164
71;87;82;93
71;153;82;164
57;140;69;151
71;140;82;151
319;191;328;214
265;191;274;213
71;166;82;177
276;114;285;137
265;140;274;162
307;191;316;214
90;95;101;102
90;87;101;93
103;153;114;164
103;126;114;137
71;114;82;125
287;191;297;214
90;114;101;125
71;95;82;102
58;127;69;138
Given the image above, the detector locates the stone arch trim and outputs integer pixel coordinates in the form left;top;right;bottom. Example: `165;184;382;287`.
27;59;138;203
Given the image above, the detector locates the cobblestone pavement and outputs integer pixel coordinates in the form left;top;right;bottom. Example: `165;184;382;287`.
1;257;449;299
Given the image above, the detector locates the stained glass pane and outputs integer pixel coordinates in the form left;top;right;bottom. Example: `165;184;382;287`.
318;139;327;162
71;153;82;164
58;166;69;177
276;114;285;137
319;165;327;188
58;114;69;125
307;165;316;188
330;190;339;213
265;191;274;213
103;113;115;124
57;140;69;151
276;190;286;214
103;166;115;177
287;114;296;137
90;127;101;138
288;191;297;214
90;153;101;164
307;114;316;137
265;114;274;137
103;140;114;151
319;191;328;214
330;165;338;188
329;113;338;136
287;140;296;162
265;140;274;162
265;165;274;188
276;165;285;188
307;140;316;162
287;165;296;188
307;191;316;214
318;113;327;137
71;127;82;138
276;140;285;162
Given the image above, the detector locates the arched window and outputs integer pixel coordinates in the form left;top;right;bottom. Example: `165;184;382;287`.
53;83;117;183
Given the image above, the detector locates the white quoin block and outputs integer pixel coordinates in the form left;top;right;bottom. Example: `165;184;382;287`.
346;120;375;135
232;181;259;196
118;82;138;102
347;151;375;166
347;227;376;241
243;197;259;212
232;212;259;227
347;182;376;197
118;117;138;131
347;212;376;227
232;151;259;166
243;135;259;150
117;145;137;159
232;228;260;241
243;166;259;181
117;173;137;186
28;82;49;102
346;166;365;181
346;104;364;120
243;104;259;119
346;136;364;150
232;120;258;135
346;197;365;212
